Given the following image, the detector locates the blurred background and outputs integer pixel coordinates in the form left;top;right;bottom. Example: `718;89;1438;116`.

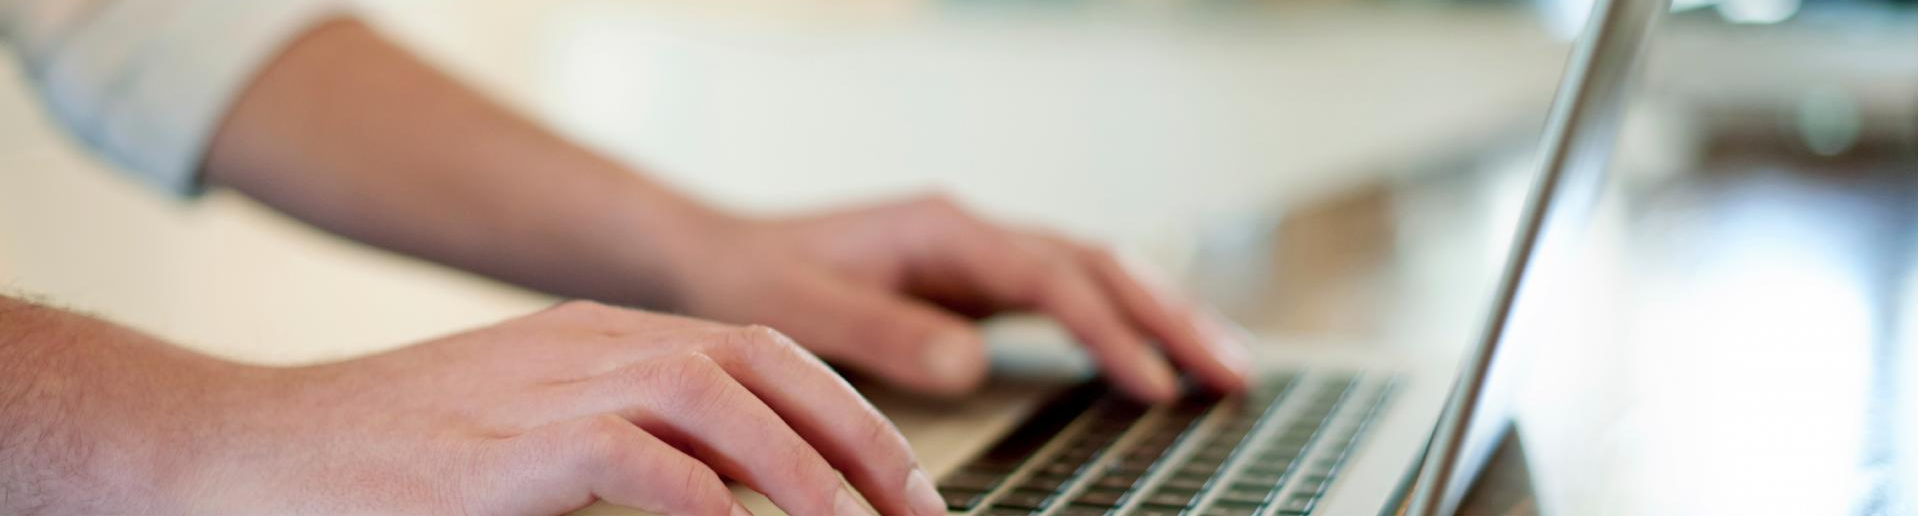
1;0;1914;513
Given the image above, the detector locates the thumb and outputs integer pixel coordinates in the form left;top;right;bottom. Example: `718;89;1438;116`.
760;275;989;397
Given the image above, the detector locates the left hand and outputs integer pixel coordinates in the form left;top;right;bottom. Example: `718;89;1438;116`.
672;194;1251;402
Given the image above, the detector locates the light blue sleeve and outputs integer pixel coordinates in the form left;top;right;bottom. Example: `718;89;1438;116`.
2;0;348;196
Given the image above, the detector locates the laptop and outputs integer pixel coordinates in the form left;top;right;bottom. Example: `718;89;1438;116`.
934;0;1665;514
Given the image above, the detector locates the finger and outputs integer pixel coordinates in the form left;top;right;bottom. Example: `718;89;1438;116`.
1059;238;1251;392
1021;254;1181;402
755;273;988;397
555;352;874;516
886;201;1180;401
703;325;950;516
476;414;745;516
512;311;946;515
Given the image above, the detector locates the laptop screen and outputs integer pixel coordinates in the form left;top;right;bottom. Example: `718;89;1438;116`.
1409;0;1663;513
1411;0;1918;513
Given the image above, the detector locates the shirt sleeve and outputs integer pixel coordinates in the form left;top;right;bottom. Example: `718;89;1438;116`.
1;0;348;197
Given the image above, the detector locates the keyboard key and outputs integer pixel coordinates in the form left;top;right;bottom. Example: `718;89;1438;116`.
1071;489;1126;507
993;489;1055;510
940;469;1002;491
1116;453;1159;470
1274;430;1315;443
1235;468;1288;486
1141;490;1197;508
1202;503;1265;516
1211;429;1252;444
1229;480;1275;492
1258;449;1302;465
1154;486;1201;498
1091;471;1143;490
1058;505;1113;516
940;488;987;511
942;382;1107;495
1214;484;1271;505
1016;473;1073;493
1275;493;1318;513
1136;432;1179;447
1058;446;1099;461
1131;439;1176;455
1134;506;1187;516
1191;446;1234;463
1219;494;1265;506
1038;460;1085;477
1160;474;1209;491
1175;461;1224;478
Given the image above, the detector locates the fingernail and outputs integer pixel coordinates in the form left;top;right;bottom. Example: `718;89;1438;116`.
834;487;875;516
923;330;984;391
731;501;754;516
904;467;945;516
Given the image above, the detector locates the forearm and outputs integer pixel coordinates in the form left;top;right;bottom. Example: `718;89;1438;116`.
203;19;733;310
0;296;259;513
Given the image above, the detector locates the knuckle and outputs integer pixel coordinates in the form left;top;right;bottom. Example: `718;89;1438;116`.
654;353;736;415
569;415;636;475
856;416;912;468
770;444;829;484
1028;263;1078;303
716;325;800;360
672;464;730;515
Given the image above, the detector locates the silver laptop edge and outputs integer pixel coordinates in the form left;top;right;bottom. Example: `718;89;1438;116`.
1406;0;1666;514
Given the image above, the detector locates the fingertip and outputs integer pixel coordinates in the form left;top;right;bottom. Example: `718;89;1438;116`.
904;468;946;516
835;487;877;516
1203;341;1254;393
919;329;989;396
1200;363;1252;394
1118;356;1180;403
1192;310;1255;393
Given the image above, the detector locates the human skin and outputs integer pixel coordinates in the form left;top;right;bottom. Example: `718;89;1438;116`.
0;298;933;515
202;18;1251;402
1;14;1252;515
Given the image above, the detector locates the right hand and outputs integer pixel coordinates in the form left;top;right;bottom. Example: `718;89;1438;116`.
174;301;944;515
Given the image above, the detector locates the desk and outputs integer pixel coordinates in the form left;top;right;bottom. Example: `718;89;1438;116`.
1198;94;1918;514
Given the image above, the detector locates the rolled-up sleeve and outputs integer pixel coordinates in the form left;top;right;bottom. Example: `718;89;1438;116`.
2;0;347;196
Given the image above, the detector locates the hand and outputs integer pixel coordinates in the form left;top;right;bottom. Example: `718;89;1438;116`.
173;301;943;515
188;19;1244;404
674;194;1252;403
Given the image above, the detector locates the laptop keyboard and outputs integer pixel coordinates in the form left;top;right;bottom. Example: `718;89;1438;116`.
938;373;1395;516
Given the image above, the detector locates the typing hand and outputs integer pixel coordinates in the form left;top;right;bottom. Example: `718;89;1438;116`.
676;194;1252;403
184;301;943;515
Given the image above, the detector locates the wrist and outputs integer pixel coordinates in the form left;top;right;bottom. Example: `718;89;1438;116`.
642;201;762;313
147;362;294;513
0;302;268;513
